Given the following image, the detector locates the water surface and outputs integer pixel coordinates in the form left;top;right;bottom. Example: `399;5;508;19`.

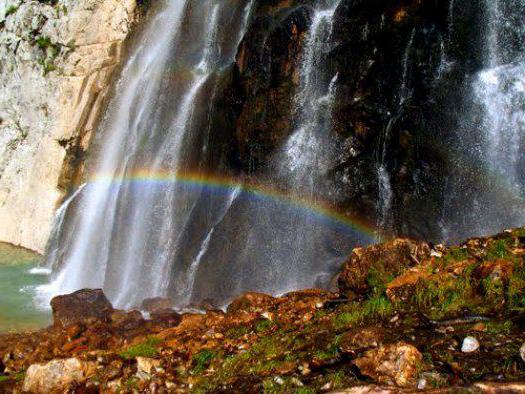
0;243;51;333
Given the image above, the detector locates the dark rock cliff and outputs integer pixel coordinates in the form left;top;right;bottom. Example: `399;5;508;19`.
202;0;485;242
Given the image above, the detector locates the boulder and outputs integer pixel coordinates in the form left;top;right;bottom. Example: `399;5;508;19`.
110;310;145;330
136;357;161;379
22;358;96;393
51;289;114;327
141;297;174;313
227;292;277;314
354;342;423;387
385;269;429;302
474;260;514;283
150;309;182;327
339;239;431;298
340;327;384;355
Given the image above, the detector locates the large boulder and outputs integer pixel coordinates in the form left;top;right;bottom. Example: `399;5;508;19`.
354;342;423;387
51;289;114;327
226;292;277;314
338;239;431;299
22;358;96;393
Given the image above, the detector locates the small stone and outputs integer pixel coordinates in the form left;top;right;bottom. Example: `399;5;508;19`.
354;342;423;387
321;382;332;390
274;376;285;385
136;357;161;376
520;342;525;363
472;322;486;332
23;358;96;393
417;378;427;390
461;336;480;353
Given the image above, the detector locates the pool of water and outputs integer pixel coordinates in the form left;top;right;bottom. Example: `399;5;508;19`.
0;243;51;333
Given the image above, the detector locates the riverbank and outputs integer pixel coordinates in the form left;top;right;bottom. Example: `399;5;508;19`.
1;228;524;393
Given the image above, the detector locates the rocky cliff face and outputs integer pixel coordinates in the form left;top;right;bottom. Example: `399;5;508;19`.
0;0;138;252
208;0;485;242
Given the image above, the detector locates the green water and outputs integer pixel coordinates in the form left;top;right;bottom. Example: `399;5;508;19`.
0;243;51;333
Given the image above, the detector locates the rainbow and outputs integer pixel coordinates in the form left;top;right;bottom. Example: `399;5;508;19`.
88;169;378;241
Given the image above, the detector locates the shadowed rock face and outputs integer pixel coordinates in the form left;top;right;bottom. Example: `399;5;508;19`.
50;289;114;328
210;0;485;242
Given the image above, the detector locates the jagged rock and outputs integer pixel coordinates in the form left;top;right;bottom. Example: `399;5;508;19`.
386;269;429;302
150;309;182;327
51;289;114;327
354;342;423;387
141;297;174;313
110;310;145;330
338;239;431;298
474;260;514;283
22;358;96;393
340;327;384;355
227;292;277;313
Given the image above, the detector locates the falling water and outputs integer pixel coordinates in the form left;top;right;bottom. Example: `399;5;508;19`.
279;1;342;196
376;28;416;236
40;0;257;309
440;0;525;240
38;0;370;310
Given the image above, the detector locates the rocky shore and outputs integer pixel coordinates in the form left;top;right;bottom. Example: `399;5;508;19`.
1;228;525;393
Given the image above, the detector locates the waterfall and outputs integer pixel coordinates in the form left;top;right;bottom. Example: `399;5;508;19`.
39;0;257;309
279;1;341;196
376;29;416;236
439;0;525;240
38;0;369;310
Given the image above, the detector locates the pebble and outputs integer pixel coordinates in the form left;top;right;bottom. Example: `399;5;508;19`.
417;378;427;390
520;342;525;363
461;336;480;353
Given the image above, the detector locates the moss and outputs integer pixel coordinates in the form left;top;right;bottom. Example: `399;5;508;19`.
191;349;217;374
256;319;276;333
5;5;18;16
333;295;395;330
118;337;161;359
366;265;395;295
226;325;251;338
441;247;470;265
486;239;513;261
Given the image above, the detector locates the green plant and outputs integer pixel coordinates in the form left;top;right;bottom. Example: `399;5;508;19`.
191;349;217;374
5;5;18;16
118;337;161;359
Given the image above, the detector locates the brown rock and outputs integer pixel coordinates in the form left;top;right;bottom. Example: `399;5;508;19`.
331;386;403;393
474;259;514;282
110;310;145;330
340;327;384;355
22;358;96;393
227;292;277;314
150;309;182;326
473;382;525;393
141;297;174;313
354;342;423;387
136;357;161;376
339;239;430;298
51;289;114;328
386;269;429;302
